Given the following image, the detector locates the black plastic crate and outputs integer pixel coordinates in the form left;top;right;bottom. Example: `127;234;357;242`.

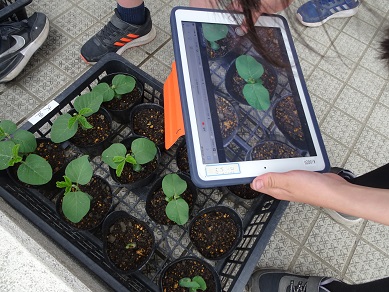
0;0;31;22
0;53;288;292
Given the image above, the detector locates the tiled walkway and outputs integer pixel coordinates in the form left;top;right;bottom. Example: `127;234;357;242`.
0;0;388;291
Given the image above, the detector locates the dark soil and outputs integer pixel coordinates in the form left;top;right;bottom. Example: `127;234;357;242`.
114;156;159;185
190;210;240;259
58;176;113;230
206;32;235;59
227;184;262;200
161;258;218;291
176;142;190;175
216;96;238;141
103;87;142;111
231;64;277;104
146;187;196;225
274;95;306;148
70;111;111;147
255;27;284;62
251;141;301;161
132;107;164;146
105;216;154;272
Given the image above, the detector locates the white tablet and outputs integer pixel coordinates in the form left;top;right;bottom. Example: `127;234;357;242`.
170;7;329;188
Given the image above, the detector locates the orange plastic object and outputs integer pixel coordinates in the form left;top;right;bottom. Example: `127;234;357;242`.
164;62;185;150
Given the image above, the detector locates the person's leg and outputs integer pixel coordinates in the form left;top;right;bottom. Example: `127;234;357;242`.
80;0;156;64
296;0;360;27
349;163;389;189
248;270;389;292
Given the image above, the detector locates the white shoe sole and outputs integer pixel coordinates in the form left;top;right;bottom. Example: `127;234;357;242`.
323;208;363;227
1;17;50;83
296;6;359;27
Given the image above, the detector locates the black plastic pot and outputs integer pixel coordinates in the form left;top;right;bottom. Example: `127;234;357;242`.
246;138;302;161
102;211;155;275
215;94;239;147
56;175;113;231
272;95;308;150
189;206;243;261
108;135;161;190
225;55;278;107
145;173;198;225
68;107;113;157
129;103;165;149
159;256;222;292
225;184;264;200
175;139;190;176
99;73;144;124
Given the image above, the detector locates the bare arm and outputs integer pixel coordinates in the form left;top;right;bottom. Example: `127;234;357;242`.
251;171;389;226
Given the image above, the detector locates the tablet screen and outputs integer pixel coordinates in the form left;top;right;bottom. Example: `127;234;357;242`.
181;21;315;163
171;8;329;187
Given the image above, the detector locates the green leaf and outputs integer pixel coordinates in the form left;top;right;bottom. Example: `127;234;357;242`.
243;83;270;111
202;23;228;42
132;163;142;172
162;173;187;199
102;143;127;169
62;191;91;223
78;116;93;130
124;154;136;165
56;176;73;193
51;113;78;143
116;161;125;177
131;138;157;165
65;155;92;185
78;107;94;117
17;154;53;185
166;198;189;225
73;92;103;116
12;129;37;153
93;83;115;102
0;141;15;170
193;276;207;291
235;55;264;82
112;74;136;95
0;120;17;139
179;278;200;289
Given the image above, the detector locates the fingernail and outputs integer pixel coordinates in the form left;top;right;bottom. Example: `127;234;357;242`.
253;179;264;190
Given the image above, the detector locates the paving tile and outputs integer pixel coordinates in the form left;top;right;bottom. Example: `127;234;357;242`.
257;229;299;269
307;68;344;103
321;133;348;167
348;66;387;99
380;83;389;108
154;40;175;67
78;0;115;20
51;42;89;77
332;32;367;62
346;240;389;283
304;213;357;271
359;47;389;80
310;94;331;124
151;4;174;34
141;27;170;55
55;7;96;38
27;0;74;20
302;25;340;47
355;2;387;28
294;37;328;66
366;104;389;138
344;152;378;177
121;47;149;66
278;202;319;244
362;221;389;254
318;49;356;81
342;17;378;45
364;0;389;14
140;57;171;83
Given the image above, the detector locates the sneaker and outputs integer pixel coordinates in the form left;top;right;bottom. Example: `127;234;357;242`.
80;8;156;64
296;0;360;27
247;269;337;292
323;167;363;227
0;12;49;83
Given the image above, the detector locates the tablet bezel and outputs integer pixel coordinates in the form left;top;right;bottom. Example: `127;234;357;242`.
171;7;330;188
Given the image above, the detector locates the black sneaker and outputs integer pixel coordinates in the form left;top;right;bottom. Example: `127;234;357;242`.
247;269;337;292
80;8;156;64
0;12;49;83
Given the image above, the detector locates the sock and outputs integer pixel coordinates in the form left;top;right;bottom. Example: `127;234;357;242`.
117;2;146;25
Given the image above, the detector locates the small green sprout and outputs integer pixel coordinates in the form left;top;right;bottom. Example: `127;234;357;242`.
102;138;157;177
92;74;136;101
163;173;189;225
56;155;93;223
0;120;52;185
235;55;270;111
126;242;137;249
202;23;228;50
179;276;207;292
50;91;104;143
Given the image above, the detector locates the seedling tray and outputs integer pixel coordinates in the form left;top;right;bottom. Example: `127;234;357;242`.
0;0;31;22
0;53;288;292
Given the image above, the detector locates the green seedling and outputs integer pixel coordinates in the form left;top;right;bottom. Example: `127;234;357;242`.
56;155;93;223
0;120;52;185
235;55;270;111
179;276;207;292
202;23;228;50
163;173;189;225
126;242;137;249
50;91;104;143
92;74;136;102
102;138;157;177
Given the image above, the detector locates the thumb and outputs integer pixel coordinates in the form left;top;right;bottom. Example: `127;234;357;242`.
250;172;294;200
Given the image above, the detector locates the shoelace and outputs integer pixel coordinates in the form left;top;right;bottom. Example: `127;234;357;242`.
287;278;334;292
97;22;122;45
0;20;28;39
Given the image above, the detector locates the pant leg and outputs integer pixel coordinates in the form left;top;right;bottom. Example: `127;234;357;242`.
349;163;389;189
325;277;389;292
